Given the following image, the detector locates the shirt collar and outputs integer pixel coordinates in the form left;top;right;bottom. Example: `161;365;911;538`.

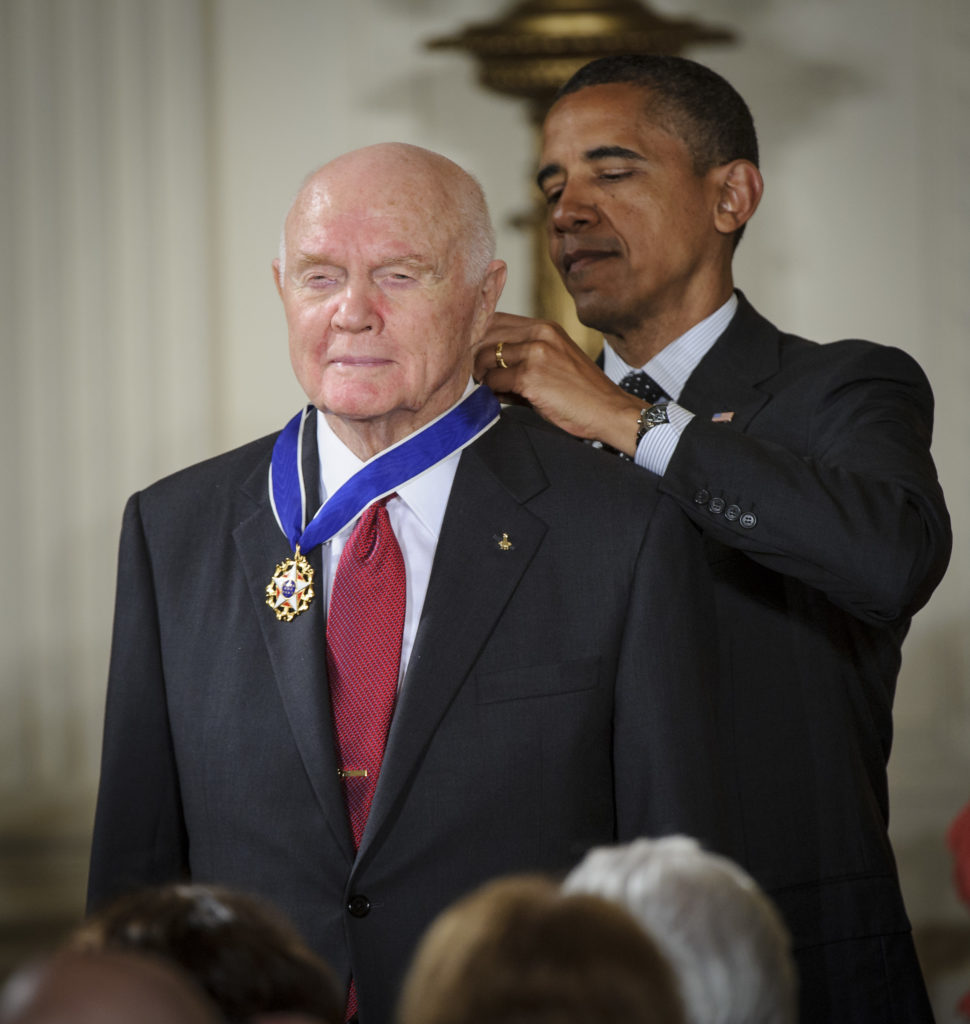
315;382;473;541
602;292;738;401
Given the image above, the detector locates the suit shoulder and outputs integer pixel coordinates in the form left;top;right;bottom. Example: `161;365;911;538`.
490;405;670;529
732;294;933;388
134;432;277;510
730;298;930;393
780;332;930;380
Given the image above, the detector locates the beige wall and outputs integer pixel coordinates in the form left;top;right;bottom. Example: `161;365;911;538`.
1;0;968;1013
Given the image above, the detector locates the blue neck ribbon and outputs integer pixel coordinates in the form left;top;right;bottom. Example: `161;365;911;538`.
269;385;500;554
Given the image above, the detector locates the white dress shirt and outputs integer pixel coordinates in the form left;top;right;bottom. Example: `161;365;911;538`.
602;293;738;475
315;401;466;688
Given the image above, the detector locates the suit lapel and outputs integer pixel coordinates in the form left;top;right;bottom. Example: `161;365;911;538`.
357;415;549;859
234;413;355;864
678;292;779;432
598;291;780;433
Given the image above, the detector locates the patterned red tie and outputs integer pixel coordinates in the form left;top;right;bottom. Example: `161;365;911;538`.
327;498;405;1023
327;497;406;849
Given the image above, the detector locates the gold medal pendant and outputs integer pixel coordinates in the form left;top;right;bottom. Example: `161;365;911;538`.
265;547;315;621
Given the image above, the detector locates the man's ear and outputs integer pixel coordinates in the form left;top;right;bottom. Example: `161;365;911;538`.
713;160;763;237
272;259;284;299
480;260;508;317
471;260;508;341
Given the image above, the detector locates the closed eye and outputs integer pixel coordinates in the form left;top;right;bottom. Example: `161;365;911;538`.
599;169;634;182
376;269;419;287
306;273;338;288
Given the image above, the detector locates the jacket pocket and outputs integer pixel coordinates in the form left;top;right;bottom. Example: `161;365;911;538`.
474;656;603;704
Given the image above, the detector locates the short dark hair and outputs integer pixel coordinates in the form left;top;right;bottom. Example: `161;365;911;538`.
557;54;759;175
71;884;343;1024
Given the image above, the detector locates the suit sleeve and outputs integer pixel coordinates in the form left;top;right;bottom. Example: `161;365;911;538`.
660;343;951;625
87;492;189;912
613;493;740;860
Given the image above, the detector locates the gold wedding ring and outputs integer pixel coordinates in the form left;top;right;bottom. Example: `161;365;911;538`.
495;342;509;369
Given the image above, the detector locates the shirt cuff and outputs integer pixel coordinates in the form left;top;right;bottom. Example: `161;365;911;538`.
633;403;693;475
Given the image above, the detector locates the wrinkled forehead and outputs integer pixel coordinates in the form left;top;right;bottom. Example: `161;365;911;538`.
287;166;460;261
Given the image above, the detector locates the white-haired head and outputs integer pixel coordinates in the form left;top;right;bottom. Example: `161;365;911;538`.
563;836;797;1024
277;143;496;288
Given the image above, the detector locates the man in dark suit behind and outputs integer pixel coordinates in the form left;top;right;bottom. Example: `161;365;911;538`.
476;55;951;1024
88;142;729;1023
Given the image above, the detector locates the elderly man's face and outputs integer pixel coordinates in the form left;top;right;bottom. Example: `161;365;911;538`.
276;156;502;453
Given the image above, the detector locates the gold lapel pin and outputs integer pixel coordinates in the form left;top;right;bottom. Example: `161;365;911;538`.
495;533;514;551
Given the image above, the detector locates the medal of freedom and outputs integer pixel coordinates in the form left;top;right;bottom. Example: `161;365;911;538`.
265;548;315;622
265;389;501;623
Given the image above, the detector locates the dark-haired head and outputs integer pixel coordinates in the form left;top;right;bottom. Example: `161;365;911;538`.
71;884;343;1024
557;54;758;175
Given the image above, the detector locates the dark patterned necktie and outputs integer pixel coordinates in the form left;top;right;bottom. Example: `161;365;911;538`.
619;370;669;405
590;371;670;460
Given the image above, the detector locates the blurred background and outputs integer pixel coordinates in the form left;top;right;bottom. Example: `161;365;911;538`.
0;0;967;1016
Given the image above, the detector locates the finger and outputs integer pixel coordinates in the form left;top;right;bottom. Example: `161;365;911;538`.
474;337;521;380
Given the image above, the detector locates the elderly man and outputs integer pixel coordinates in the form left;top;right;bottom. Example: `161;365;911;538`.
476;55;951;1023
88;143;728;1023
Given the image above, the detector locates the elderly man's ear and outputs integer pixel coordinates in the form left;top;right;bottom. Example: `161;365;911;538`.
713;160;763;237
474;260;508;335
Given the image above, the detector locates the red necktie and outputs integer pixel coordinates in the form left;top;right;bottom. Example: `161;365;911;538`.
327;498;405;1022
327;497;406;850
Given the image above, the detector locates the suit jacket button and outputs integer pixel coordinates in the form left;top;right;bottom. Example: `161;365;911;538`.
347;895;371;918
724;504;741;522
739;512;758;529
708;497;725;514
693;489;711;505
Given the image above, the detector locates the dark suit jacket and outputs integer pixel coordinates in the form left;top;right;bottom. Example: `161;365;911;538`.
657;293;951;1023
88;404;728;1024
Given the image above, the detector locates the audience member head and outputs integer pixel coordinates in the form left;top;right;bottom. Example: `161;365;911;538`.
0;948;220;1024
397;873;685;1024
70;883;342;1024
563;836;797;1024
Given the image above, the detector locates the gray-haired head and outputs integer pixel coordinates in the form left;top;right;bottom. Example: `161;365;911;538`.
564;836;797;1024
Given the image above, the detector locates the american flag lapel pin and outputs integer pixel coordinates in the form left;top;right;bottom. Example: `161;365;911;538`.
711;411;735;423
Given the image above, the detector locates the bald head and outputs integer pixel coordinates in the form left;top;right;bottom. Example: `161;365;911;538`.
272;141;507;459
279;143;495;286
0;949;220;1024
